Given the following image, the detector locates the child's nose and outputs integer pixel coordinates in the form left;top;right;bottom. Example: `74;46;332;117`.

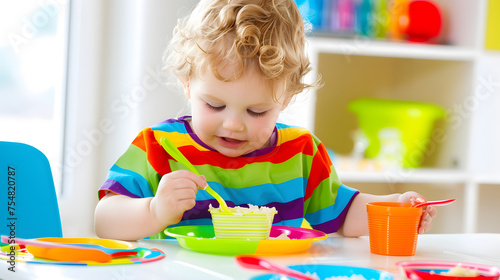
222;114;245;132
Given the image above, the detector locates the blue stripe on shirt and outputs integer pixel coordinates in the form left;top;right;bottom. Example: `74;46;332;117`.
108;165;154;198
151;121;188;133
304;184;358;225
194;177;307;206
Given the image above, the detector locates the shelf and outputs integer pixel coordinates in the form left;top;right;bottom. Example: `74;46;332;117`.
337;168;468;184
306;37;478;61
302;0;497;233
473;174;500;185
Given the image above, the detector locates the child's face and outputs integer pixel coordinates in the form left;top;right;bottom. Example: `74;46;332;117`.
185;67;288;158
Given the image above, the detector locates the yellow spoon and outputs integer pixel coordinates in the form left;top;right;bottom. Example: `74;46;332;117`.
160;137;231;213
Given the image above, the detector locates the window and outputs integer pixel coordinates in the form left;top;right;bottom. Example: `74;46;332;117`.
0;0;70;194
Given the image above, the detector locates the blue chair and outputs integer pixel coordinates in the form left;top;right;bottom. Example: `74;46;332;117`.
0;141;62;240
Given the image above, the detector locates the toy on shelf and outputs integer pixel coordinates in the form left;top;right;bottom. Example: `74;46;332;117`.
295;0;443;44
405;0;442;43
388;0;409;40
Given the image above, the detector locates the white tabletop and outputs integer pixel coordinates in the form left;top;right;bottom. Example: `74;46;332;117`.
1;233;499;280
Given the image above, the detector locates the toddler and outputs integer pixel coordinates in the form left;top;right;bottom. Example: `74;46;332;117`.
95;0;436;241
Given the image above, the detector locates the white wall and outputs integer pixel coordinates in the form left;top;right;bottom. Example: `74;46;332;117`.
60;0;199;237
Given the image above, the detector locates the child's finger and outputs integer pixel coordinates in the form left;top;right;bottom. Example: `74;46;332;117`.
426;206;437;218
169;170;207;189
177;198;197;212
198;175;208;190
183;171;207;189
418;208;435;234
414;196;426;205
174;187;198;200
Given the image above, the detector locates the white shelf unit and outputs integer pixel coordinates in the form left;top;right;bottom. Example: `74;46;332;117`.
338;169;468;184
284;0;500;233
306;37;478;61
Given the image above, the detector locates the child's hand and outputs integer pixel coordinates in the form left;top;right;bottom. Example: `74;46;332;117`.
151;170;207;227
398;191;438;234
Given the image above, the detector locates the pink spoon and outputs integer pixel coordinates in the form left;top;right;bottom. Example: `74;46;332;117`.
412;198;456;208
235;255;317;280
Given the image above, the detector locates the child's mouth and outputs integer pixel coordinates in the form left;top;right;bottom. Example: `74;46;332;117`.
219;137;246;148
222;137;243;143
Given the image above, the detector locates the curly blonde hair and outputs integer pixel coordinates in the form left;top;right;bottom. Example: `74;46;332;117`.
163;0;320;102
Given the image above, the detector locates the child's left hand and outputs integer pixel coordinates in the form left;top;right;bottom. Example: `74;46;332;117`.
398;191;438;234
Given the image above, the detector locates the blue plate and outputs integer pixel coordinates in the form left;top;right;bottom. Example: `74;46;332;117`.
249;264;394;280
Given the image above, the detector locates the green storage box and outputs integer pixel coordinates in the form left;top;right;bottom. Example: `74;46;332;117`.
349;98;445;168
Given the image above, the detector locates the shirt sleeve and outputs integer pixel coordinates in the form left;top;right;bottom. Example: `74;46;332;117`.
303;135;359;234
98;128;162;200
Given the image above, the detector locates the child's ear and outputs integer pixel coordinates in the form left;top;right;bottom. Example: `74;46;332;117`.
183;82;191;98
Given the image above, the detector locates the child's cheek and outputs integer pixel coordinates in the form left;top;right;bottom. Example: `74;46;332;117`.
253;119;275;143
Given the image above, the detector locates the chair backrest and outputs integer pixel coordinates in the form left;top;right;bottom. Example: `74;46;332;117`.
0;141;62;240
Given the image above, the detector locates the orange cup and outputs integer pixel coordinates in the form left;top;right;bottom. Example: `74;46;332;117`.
366;202;423;256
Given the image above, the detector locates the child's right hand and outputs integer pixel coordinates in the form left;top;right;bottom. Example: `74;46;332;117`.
150;170;207;227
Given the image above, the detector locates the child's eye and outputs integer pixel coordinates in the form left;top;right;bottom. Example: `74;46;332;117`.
247;109;267;117
206;103;225;112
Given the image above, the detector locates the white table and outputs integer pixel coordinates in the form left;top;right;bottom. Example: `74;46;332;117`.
1;234;499;280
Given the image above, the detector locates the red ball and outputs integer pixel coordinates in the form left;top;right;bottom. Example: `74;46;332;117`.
406;0;442;43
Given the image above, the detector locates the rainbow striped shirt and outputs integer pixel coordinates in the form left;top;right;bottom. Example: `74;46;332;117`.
99;116;358;237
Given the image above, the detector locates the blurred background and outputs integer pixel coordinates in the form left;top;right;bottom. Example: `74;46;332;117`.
1;0;499;238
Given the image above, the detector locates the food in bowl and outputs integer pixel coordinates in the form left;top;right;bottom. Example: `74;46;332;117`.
208;204;277;240
397;261;500;280
306;272;369;280
437;265;480;277
267;233;291;240
208;204;277;214
249;264;393;280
